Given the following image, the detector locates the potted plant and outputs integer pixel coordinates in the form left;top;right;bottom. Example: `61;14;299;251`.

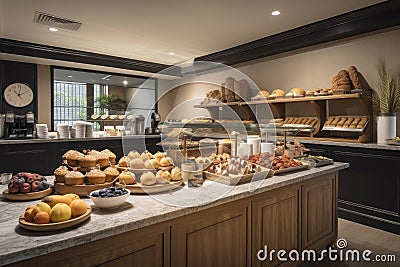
96;94;126;115
372;59;400;143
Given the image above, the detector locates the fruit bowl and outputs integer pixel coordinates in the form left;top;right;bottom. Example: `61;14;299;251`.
89;187;130;209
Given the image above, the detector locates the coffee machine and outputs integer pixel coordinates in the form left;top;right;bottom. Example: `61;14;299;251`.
4;111;35;139
146;111;161;134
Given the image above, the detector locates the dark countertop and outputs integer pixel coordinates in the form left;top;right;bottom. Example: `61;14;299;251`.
294;138;400;151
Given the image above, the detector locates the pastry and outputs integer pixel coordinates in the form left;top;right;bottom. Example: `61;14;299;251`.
62;150;78;160
310;120;318;127
290;88;305;97
64;171;85;185
305;118;313;125
160;157;173;167
140;171;157;185
325;117;334;126
154;151;165;162
118;156;129;167
78;155;97;168
87;149;101;156
350;117;361;128
156;170;171;184
129;158;145;169
285;92;294;98
101;149;116;165
357;118;368;128
348;66;361;89
337;118;347;127
286;118;294;124
95;153;110;167
66;151;84;167
343;118;354;128
269;89;286;98
54;166;69;183
118;170;135;185
87;169;106;184
253;90;270;99
127;150;140;160
305;90;315;97
140;150;152;162
331;117;340;126
104;166;120;182
170;167;182;181
150;158;160;169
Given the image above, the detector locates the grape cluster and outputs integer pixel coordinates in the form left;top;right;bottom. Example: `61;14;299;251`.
91;187;129;198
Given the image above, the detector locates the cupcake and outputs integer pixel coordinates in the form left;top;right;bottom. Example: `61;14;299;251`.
118;156;129;167
104;166;119;182
95;153;110;167
87;169;106;184
140;171;156;186
118;170;135;185
66;151;84;167
54;165;69;183
170;167;182;181
101;149;116;165
78;155;97;168
64;171;85;185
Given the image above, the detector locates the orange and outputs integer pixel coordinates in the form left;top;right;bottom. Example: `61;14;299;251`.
34;212;50;224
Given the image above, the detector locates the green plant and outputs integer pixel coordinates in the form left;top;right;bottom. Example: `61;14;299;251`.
96;94;126;114
372;59;400;114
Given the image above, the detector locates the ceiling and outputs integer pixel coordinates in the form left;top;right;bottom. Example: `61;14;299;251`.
0;0;385;66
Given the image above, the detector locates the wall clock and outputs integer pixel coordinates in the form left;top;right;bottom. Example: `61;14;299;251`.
3;83;34;108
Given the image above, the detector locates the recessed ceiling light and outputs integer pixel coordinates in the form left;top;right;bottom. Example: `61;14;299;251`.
271;10;281;16
123;80;128;85
168;52;175;55
49;27;58;32
67;75;72;78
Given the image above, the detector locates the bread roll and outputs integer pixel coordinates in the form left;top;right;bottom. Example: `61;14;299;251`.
290;88;305;97
270;89;286;98
255;90;270;98
140;171;156;186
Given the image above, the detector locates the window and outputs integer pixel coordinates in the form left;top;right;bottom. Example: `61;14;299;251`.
52;67;157;131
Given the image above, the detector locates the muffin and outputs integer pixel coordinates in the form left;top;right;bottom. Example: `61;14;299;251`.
78;155;97;168
62;150;77;160
95;153;110;167
87;169;106;184
128;150;140;160
64;171;85;185
156;170;171;184
171;167;182;181
140;171;156;186
104;166;119;182
101;149;116;165
54;165;69;183
118;156;129;167
66;151;84;167
118;170;136;185
87;149;101;156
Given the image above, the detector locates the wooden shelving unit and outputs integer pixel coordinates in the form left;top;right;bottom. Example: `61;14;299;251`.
194;92;373;143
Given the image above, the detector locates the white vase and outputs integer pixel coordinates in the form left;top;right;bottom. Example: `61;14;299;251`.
377;114;396;144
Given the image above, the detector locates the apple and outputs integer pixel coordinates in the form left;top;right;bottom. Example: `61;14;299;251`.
19;183;31;193
31;181;40;192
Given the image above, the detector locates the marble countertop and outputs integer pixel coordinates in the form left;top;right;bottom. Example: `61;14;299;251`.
294;138;400;151
0;135;161;145
0;162;349;266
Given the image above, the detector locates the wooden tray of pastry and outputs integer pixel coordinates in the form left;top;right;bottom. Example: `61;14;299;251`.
322;116;368;132
271;162;310;175
54;182;113;197
204;166;271;186
19;206;91;231
115;180;183;194
3;187;53;201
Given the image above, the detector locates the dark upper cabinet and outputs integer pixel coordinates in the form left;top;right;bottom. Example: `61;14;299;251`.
0;60;37;115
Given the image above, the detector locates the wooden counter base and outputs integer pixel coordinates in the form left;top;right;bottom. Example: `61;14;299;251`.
10;173;337;267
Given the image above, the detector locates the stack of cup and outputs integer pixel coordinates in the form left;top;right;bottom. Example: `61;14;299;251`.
74;122;86;138
36;124;49;139
84;122;94;138
57;124;70;138
247;135;261;154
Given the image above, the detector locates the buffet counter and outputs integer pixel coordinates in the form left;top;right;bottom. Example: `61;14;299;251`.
293;138;400;235
0;135;161;175
0;163;348;267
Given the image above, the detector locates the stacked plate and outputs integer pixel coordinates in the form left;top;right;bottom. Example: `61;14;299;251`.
74;122;86;138
84;122;94;138
57;124;70;138
36;124;48;139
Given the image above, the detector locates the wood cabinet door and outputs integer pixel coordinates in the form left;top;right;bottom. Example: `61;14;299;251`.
302;173;337;250
252;186;300;267
171;200;249;267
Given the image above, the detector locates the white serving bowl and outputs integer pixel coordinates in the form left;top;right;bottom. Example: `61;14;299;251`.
89;188;130;209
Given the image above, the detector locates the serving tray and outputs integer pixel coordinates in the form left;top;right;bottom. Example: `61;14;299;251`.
19;206;91;231
54;182;112;197
272;162;310;175
115;180;183;194
204;167;271;186
3;187;53;201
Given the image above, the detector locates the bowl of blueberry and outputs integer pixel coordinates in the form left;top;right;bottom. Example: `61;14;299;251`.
89;187;130;209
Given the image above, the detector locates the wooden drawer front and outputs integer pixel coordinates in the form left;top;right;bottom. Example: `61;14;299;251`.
171;200;248;267
252;187;300;267
302;174;336;250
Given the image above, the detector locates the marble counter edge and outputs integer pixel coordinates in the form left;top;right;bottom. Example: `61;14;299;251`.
0;162;349;265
